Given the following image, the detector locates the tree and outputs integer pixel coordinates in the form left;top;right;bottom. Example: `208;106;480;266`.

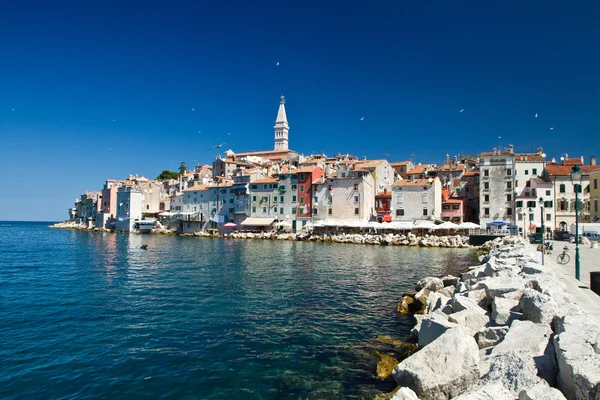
155;170;179;181
179;161;187;175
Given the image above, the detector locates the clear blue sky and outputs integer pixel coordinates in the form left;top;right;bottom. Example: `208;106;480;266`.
1;1;599;221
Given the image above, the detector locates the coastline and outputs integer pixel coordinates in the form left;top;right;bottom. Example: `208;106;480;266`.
48;221;473;248
381;236;600;400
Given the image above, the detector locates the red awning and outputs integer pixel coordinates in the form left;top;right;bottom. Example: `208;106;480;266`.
382;215;392;223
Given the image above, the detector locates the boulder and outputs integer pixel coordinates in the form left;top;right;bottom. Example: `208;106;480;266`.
426;292;452;314
519;288;558;325
484;260;521;278
416;277;444;292
440;285;455;298
480;276;526;301
480;351;542;397
462;265;488;281
476;326;509;349
451;296;487;315
390;387;420;400
491;320;556;386
464;288;488;308
417;312;457;347
498;289;524;302
441;275;460;287
519;383;567;400
521;262;555;276
393;327;480;400
491;297;521;326
414;288;432;306
525;275;582;318
375;350;400;380
553;314;600;400
397;293;425;315
453;382;513;400
448;309;490;335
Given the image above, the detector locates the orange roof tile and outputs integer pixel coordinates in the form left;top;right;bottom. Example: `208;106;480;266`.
407;165;429;175
253;178;279;184
236;149;292;157
390;161;411;166
545;165;600;176
514;153;545;162
480;151;513;157
463;171;479;177
183;184;208;192
375;191;392;197
393;178;435;187
295;167;321;173
563;158;583;166
354;159;386;169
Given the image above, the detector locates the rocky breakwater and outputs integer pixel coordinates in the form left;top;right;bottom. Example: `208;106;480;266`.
389;236;600;400
226;231;471;248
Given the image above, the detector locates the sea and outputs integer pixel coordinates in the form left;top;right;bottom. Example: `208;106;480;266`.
0;221;476;400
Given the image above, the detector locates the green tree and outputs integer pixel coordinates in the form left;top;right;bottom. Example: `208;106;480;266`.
179;161;187;175
155;170;179;181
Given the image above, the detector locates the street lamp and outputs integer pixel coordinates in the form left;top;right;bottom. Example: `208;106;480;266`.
522;210;526;238
571;165;582;280
539;197;545;265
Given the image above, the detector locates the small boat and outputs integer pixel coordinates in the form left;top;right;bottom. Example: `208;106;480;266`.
140;245;148;250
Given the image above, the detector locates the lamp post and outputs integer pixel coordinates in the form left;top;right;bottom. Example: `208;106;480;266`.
539;197;545;265
522;210;526;238
571;165;582;280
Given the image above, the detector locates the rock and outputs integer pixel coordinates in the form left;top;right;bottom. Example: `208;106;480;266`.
397;293;425;315
426;292;452;314
525;275;581;318
521;262;555;276
553;314;600;400
462;288;488;308
390;387;420;400
448;309;490;335
441;275;460;287
480;276;526;301
498;289;524;302
451;296;487;315
453;382;513;400
417;312;457;347
414;288;431;306
519;288;558;325
440;285;456;298
480;351;542;397
376;336;419;358
416;277;444;292
476;326;509;349
519;383;567;400
411;314;425;338
393;327;480;400
491;320;556;386
375;350;399;380
484;259;521;278
491;297;521;326
462;265;487;281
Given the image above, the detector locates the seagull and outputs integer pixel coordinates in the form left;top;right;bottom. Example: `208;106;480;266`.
109;148;112;151
192;108;195;111
198;130;201;134
535;113;538;118
209;142;227;150
459;109;465;113
360;117;364;121
276;62;280;66
550;127;554;130
227;132;231;135
11;108;14;111
112;119;116;122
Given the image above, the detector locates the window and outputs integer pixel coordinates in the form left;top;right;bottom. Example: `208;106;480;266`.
300;197;304;204
484;170;489;177
546;190;551;196
229;208;234;213
273;195;277;202
262;196;268;202
560;184;566;193
423;208;428;216
354;195;359;202
291;175;297;179
443;205;451;210
506;182;512;189
575;185;582;193
263;207;267;213
546;213;551;221
252;195;256;202
396;209;404;216
299;173;305;181
355;208;359;215
484;182;489;190
518;214;523;221
146;205;150;209
421;193;428;203
507;169;512;176
252;206;256;213
280;196;284;202
274;207;277;212
507;194;512;202
396;193;404;203
456;188;461;194
452;217;461;223
328;208;332;215
300;184;305;192
465;187;470;193
313;208;318;215
292;184;297;190
595;179;598;190
314;196;318;203
484;195;490;202
527;200;536;208
532;168;537;175
595;199;598;212
292;195;297;202
516;200;523;207
544;201;553;208
484;208;490;216
354;184;358;190
525;170;529;175
506;208;512;216
280;208;283;215
452;205;460;210
292;207;297;214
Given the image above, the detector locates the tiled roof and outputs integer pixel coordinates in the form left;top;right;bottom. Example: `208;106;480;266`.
253;178;279;184
295;167;320;173
390;161;411;166
463;171;479;177
563;158;583;166
354;159;386;169
515;153;545;162
375;191;392;197
545;165;600;176
436;164;465;172
236;149;292;157
393;178;434;187
443;198;464;204
183;184;208;192
407;165;429;175
530;177;550;184
480;151;513;157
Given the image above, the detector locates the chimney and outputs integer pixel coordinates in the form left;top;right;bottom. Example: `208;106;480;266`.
508;144;514;154
591;156;597;166
581;156;585;165
537;147;543;155
363;156;367;161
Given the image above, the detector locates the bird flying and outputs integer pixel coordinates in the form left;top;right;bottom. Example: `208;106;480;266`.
276;62;280;66
209;142;227;150
550;127;554;130
192;108;195;111
535;113;538;118
360;117;364;121
459;109;465;113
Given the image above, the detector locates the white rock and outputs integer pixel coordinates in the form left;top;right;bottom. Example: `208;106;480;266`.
416;277;445;292
518;383;567;400
492;297;521;326
453;382;513;400
452;296;487;315
553;314;600;400
441;275;460;287
393;327;480;400
462;266;488;281
390;387;420;400
417;312;457;346
480;351;542;397
498;289;524;302
448;309;490;335
426;292;452;314
519;288;558;325
440;285;455;298
491;320;556;386
464;288;488;308
476;326;509;349
481;276;526;301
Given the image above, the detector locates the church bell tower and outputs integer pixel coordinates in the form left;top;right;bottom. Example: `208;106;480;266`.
274;96;289;150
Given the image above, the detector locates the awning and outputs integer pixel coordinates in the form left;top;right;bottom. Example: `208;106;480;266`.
223;222;237;228
489;221;507;226
241;217;276;227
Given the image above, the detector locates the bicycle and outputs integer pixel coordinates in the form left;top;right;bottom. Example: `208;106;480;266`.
557;246;570;265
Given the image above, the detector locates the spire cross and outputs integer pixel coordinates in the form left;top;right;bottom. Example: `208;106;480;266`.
280;95;286;104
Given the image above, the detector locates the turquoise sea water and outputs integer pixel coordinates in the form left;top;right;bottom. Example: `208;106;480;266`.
0;221;476;399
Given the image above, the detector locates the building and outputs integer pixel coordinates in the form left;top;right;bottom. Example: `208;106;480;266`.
407;164;432;181
515;177;554;237
390;161;415;180
274;96;289;151
115;186;143;232
543;157;600;232
391;178;442;222
441;187;476;224
275;170;300;229
314;174;375;223
478;150;516;229
296;167;324;229
375;190;392;222
249;178;280;219
590;168;600;223
354;159;396;196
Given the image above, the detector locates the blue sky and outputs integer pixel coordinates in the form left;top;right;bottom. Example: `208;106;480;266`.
1;1;599;221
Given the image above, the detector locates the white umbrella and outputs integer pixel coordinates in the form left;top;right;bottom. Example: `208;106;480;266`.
434;221;460;230
276;221;292;227
457;222;481;230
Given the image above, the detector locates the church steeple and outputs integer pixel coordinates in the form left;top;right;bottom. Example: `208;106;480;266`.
274;96;289;150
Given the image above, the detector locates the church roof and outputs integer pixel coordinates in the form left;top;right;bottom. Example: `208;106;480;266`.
275;97;288;124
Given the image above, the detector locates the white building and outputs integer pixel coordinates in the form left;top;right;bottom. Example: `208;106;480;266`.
249;178;280;218
274;96;289;151
313;174;375;222
354;159;396;196
479;150;516;229
516;177;555;237
391;178;442;221
115;186;143;232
